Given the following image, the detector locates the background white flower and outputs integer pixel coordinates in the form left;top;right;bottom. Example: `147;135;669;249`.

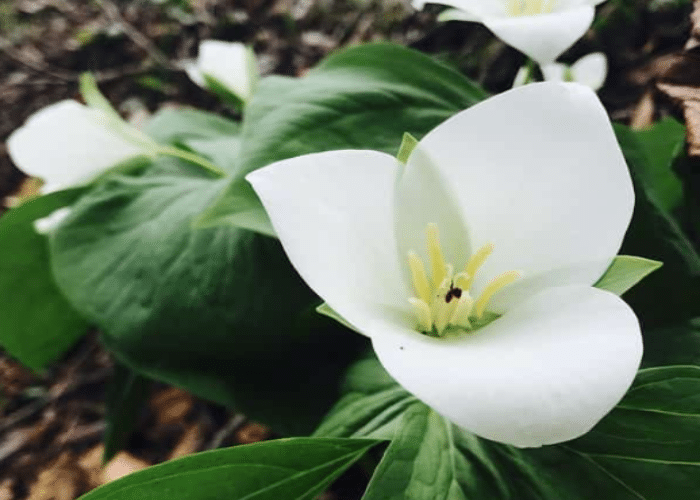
514;52;608;90
7;100;153;194
247;82;642;447
430;0;607;64
184;40;258;104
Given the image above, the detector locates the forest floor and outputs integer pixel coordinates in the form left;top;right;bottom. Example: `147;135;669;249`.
0;0;697;498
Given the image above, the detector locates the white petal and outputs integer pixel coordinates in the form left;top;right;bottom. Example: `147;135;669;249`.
247;150;409;336
540;62;567;82
195;40;256;102
33;207;72;234
372;286;642;447
182;58;206;87
395;145;472;278
423;0;506;18
436;7;482;23
414;82;633;311
483;6;595;64
511;65;530;87
7;101;145;193
571;52;608;91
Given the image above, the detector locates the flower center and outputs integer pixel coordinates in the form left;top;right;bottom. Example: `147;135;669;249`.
505;0;558;17
407;223;520;336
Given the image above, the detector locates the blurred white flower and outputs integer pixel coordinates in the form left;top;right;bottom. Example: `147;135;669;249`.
7;100;155;193
431;0;606;64
184;40;258;104
515;52;607;90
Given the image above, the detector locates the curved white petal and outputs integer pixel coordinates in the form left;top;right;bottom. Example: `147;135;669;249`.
7;101;145;193
195;40;256;102
418;0;505;18
437;7;482;22
413;82;633;311
484;6;595;64
395;145;472;278
540;62;567;82
572;52;607;91
372;286;642;447
247;150;409;336
511;65;531;87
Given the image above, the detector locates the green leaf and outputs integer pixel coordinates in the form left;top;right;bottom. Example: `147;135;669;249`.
614;124;700;328
319;358;700;499
103;362;150;462
396;132;419;164
632;117;686;213
642;319;700;368
594;255;662;295
79;438;381;500
199;42;487;231
144;107;242;175
0;189;89;370
49;159;366;434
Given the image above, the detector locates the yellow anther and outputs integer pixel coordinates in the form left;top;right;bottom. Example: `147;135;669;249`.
450;294;474;329
426;223;448;288
408;251;431;304
474;270;521;319
464;242;494;288
409;298;433;332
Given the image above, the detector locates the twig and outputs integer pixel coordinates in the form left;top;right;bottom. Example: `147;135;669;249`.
96;0;178;70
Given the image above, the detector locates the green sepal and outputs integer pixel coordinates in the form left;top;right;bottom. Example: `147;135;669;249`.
594;255;663;296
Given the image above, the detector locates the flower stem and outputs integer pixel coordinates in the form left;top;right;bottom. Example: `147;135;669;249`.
158;146;227;177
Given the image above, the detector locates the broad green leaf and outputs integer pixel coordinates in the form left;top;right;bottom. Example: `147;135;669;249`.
642;318;700;368
198;42;487;230
144;107;242;175
103;362;150;462
633;117;685;213
49;158;365;434
594;255;662;295
313;357;416;440
614;124;700;328
0;189;88;370
321;358;700;500
79;437;381;500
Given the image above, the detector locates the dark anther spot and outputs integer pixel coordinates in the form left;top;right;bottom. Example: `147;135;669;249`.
445;286;462;303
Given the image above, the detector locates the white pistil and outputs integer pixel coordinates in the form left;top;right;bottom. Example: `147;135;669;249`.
406;224;520;335
450;294;474;329
474;270;522;319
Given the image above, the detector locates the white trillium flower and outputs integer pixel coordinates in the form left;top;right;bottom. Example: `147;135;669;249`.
7;100;154;193
184;40;258;104
247;82;642;447
430;0;606;64
514;52;607;90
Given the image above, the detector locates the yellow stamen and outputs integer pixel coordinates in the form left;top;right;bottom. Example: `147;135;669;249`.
426;223;448;288
464;242;494;289
409;298;433;332
450;294;474;329
453;272;470;291
408;251;431;304
474;270;521;319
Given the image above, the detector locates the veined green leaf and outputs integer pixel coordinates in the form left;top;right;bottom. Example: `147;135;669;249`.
79;438;381;500
318;358;700;499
